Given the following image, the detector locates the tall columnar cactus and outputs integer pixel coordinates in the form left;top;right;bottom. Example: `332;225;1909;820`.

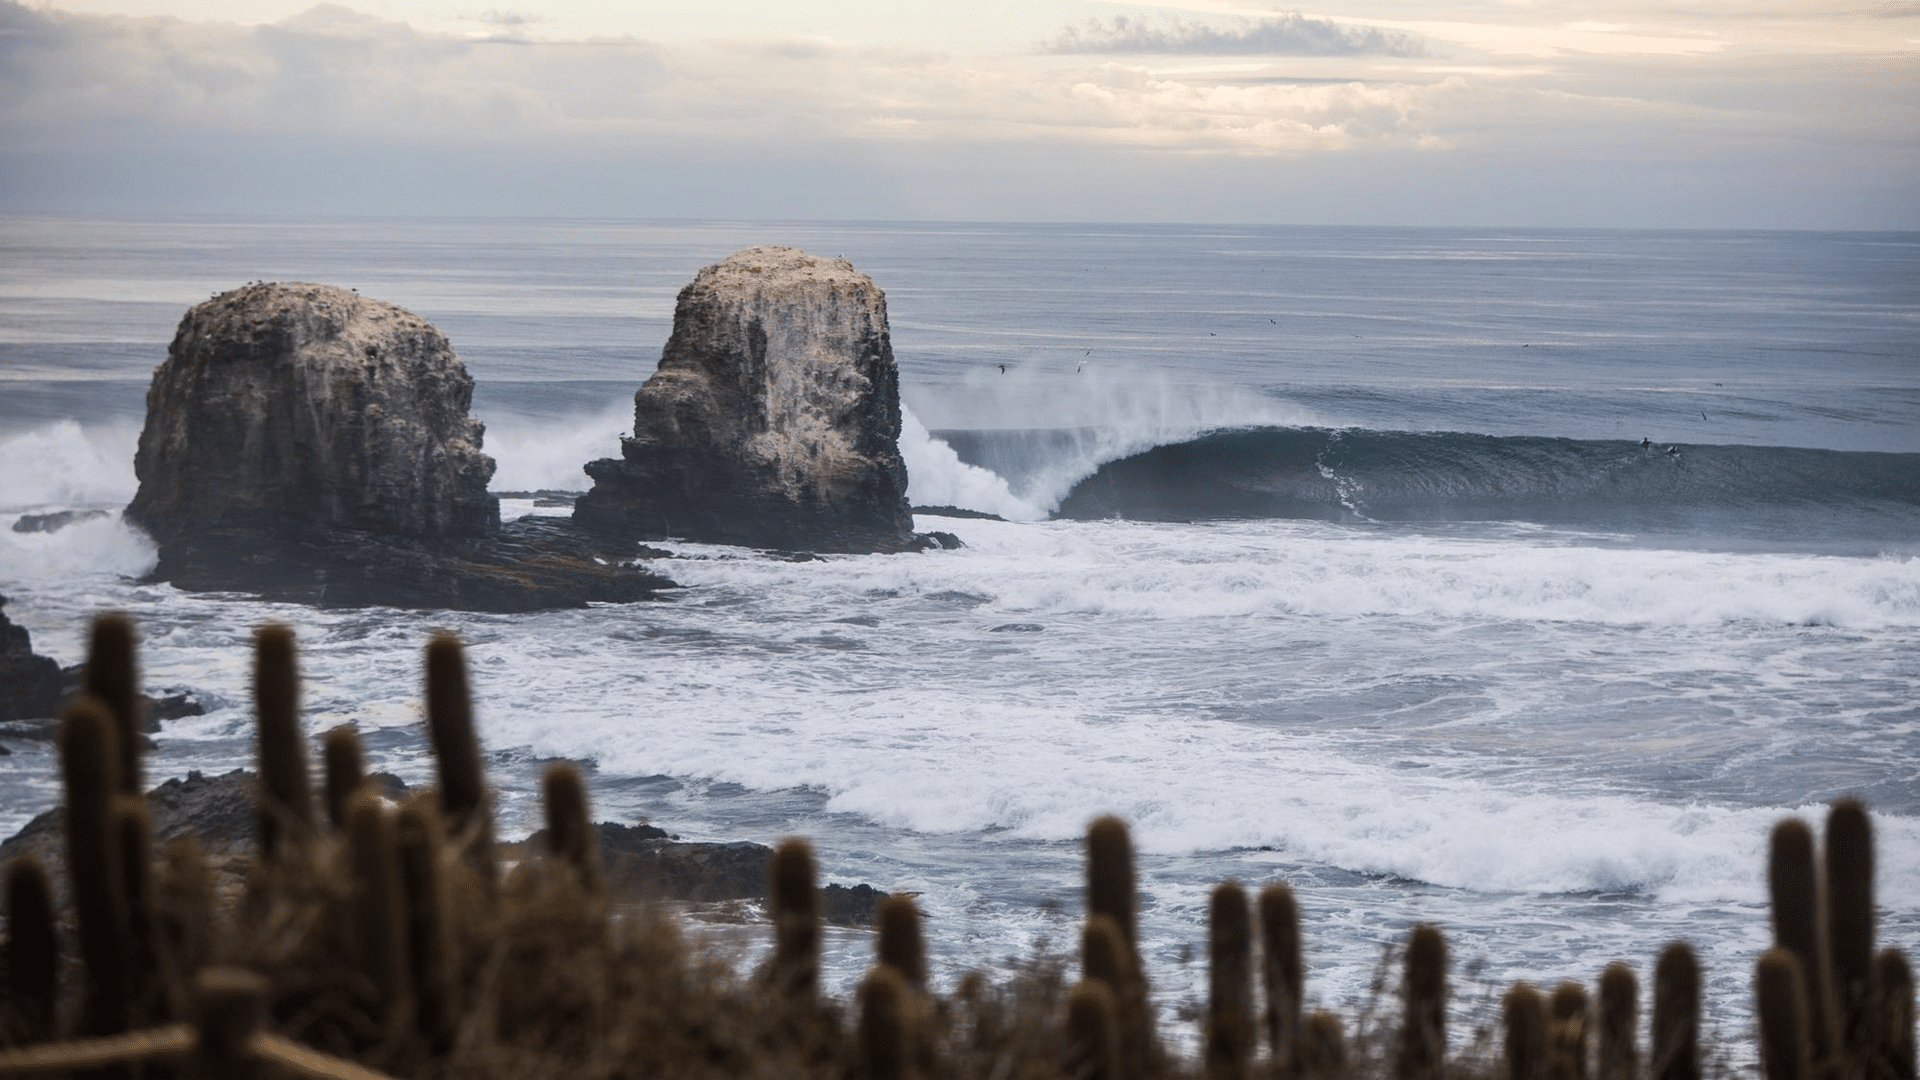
1206;881;1253;1080
1757;947;1812;1080
1398;923;1448;1080
114;794;161;1024
856;964;911;1080
3;856;59;1044
1067;979;1121;1080
156;834;214;998
1505;983;1548;1080
876;893;927;990
1260;881;1305;1076
397;793;457;1052
1086;816;1137;949
322;724;367;833
59;694;130;1037
1081;914;1148;1080
1769;817;1837;1065
1826;799;1874;1065
1301;1010;1348;1080
1873;948;1915;1080
1550;980;1591;1080
425;632;494;888
85;612;143;797
542;762;601;895
1597;962;1639;1080
254;623;314;859
1084;815;1153;1080
1652;942;1701;1080
346;789;412;1040
769;837;821;1002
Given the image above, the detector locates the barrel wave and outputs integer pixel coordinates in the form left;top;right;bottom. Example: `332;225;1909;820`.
940;427;1920;550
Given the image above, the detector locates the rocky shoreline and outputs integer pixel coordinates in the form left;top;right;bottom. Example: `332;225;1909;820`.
0;766;887;927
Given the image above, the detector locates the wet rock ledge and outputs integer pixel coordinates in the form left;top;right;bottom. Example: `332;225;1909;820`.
124;283;671;611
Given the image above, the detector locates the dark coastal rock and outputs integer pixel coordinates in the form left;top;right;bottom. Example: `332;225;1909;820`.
11;509;111;534
526;819;889;927
574;247;921;554
0;594;63;722
124;282;674;611
0;769;257;904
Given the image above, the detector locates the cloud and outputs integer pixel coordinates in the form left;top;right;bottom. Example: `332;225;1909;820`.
474;9;539;28
1043;14;1427;58
0;1;1912;227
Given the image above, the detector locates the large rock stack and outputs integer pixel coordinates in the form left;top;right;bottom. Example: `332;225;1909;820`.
124;283;669;611
127;282;498;550
573;247;919;553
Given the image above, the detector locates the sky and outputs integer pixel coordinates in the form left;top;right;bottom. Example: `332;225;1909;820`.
1;0;1915;227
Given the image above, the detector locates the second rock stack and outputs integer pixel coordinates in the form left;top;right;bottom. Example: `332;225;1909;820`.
573;246;918;553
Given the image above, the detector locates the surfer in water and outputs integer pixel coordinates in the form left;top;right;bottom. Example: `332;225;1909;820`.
1666;445;1681;457
1641;437;1652;449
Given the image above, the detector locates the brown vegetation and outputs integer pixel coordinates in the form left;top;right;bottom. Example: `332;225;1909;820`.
0;613;1913;1079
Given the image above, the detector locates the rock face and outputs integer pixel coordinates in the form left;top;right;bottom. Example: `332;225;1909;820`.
573;247;918;553
124;283;672;611
0;594;63;722
129;282;497;547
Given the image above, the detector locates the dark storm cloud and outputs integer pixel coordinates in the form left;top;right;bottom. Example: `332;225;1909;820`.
1042;14;1427;58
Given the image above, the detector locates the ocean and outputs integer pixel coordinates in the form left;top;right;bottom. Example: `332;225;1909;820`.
2;216;1917;1061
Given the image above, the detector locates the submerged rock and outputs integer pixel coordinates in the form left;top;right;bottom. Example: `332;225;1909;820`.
124;282;672;611
0;594;62;722
574;247;922;553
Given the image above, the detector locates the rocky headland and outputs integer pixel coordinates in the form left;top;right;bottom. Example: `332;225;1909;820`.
124;282;672;611
575;247;945;554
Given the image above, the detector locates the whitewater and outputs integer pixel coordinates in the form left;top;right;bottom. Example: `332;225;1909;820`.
2;217;1916;1060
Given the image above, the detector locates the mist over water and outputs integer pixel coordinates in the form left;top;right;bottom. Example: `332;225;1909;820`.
2;217;1916;1056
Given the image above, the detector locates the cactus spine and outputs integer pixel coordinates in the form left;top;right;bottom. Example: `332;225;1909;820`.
1261;881;1305;1076
1398;923;1448;1080
254;623;314;859
1756;947;1812;1080
3;857;59;1044
1505;983;1549;1080
1597;962;1639;1080
1652;942;1700;1080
